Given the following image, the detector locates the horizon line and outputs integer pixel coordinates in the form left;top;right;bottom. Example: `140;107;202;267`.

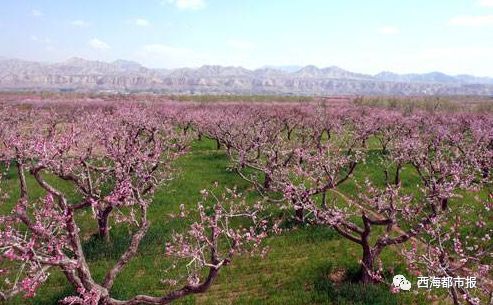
2;55;493;79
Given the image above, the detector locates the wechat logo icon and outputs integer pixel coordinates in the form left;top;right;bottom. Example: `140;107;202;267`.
393;275;412;291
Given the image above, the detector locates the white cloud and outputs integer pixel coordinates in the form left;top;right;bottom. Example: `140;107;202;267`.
449;15;493;27
165;0;206;10
378;26;400;35
227;39;255;50
133;18;151;27
31;9;43;17
71;20;91;28
89;38;110;50
478;0;493;7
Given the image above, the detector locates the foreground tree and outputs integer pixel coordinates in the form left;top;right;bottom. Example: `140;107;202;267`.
0;182;267;304
401;114;493;305
403;201;492;305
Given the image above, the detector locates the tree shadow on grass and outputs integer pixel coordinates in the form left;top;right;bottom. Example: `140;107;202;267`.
313;262;423;305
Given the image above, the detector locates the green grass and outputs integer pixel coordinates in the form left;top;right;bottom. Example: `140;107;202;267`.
1;138;442;305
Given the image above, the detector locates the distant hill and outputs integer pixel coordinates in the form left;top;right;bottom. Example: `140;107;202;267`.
1;57;492;95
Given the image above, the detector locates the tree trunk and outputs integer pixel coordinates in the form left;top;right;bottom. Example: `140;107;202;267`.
450;286;460;305
394;164;402;185
216;139;221;150
295;207;304;223
440;198;448;211
97;207;113;241
263;173;272;190
359;246;377;284
359;222;381;284
482;166;489;179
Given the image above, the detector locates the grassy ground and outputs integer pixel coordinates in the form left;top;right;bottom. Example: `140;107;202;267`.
2;138;440;305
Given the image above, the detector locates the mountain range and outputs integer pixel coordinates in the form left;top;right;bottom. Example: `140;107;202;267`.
1;57;493;96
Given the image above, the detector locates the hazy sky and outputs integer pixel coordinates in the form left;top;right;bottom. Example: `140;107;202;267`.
1;0;493;75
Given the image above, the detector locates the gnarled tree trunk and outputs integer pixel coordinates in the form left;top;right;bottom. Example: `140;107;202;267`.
97;207;113;241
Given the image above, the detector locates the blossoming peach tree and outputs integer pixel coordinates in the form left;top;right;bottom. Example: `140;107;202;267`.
0;104;268;304
401;114;493;305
